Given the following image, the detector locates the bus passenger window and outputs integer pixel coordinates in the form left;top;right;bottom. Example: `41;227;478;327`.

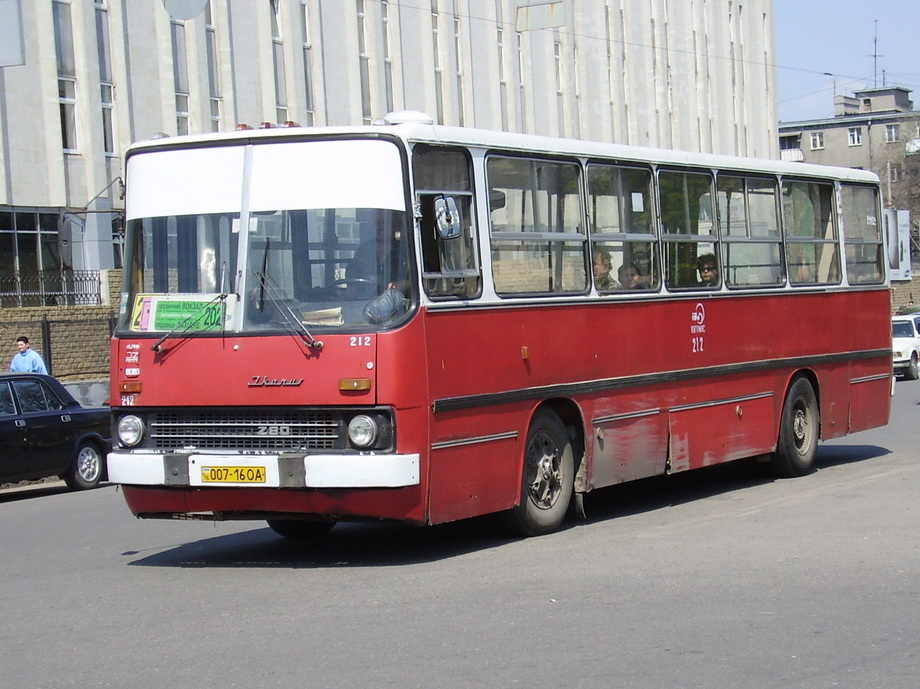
782;180;840;285
659;169;719;289
841;184;884;285
586;163;659;293
717;175;783;288
488;156;586;295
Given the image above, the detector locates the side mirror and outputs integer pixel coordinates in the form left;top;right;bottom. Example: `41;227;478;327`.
434;195;461;239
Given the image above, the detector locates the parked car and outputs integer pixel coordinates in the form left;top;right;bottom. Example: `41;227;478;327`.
0;373;111;490
892;315;920;380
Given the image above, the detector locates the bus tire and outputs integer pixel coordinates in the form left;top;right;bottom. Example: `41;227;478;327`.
266;519;336;539
770;377;819;478
507;410;574;537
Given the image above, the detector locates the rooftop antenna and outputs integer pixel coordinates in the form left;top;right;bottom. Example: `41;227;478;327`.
870;19;884;88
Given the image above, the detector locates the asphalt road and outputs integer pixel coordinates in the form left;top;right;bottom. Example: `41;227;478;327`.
1;382;918;689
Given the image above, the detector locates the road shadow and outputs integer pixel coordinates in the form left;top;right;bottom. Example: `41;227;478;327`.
125;514;521;569
578;443;890;524
124;443;888;569
0;482;71;503
0;480;111;504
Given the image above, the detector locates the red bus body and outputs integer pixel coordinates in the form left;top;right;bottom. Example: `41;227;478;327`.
108;119;892;535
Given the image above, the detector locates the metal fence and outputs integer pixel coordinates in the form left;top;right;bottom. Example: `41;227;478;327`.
0;271;103;307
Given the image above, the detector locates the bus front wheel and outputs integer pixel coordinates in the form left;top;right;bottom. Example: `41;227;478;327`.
508;410;574;537
266;519;336;539
770;377;819;478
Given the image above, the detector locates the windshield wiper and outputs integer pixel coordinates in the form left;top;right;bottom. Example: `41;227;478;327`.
254;271;324;350
150;293;233;353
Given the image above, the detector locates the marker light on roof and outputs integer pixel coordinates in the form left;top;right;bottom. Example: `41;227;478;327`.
380;111;435;125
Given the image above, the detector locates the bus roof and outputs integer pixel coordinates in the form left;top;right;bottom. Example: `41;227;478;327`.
127;114;880;185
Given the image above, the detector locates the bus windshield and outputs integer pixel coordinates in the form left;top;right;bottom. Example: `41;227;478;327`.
118;138;414;334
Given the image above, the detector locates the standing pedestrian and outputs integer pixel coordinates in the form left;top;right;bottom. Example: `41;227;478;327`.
9;336;48;374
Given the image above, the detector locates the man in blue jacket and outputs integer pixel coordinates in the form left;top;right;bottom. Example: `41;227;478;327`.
10;336;48;374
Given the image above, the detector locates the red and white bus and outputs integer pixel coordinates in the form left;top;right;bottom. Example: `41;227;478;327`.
107;112;892;538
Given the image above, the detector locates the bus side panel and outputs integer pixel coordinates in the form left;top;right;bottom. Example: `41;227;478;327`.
811;362;850;440
848;377;892;433
589;411;668;488
667;394;776;473
426;407;524;524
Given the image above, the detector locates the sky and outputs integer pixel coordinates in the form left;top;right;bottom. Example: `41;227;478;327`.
773;0;920;123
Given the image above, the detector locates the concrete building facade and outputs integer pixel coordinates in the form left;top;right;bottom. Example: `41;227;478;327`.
778;86;920;273
0;0;778;289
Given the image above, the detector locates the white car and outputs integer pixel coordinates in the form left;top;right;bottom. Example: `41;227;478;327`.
892;315;920;380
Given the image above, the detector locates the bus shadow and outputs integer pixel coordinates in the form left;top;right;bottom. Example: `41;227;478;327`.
580;443;890;523
125;514;520;569
125;444;888;569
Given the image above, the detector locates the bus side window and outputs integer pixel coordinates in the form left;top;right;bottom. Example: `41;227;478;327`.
659;169;720;289
840;184;884;285
412;146;481;299
782;180;840;286
586;163;659;292
487;156;587;295
717;175;784;288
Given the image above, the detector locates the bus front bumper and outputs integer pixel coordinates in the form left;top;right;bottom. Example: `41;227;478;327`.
107;450;420;489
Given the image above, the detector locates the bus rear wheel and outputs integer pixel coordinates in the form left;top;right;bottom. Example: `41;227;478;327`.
266;519;336;539
507;410;574;537
770;377;819;478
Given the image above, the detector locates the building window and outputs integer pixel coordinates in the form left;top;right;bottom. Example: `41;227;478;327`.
809;131;824;150
0;209;62;277
431;0;444;124
356;0;371;124
453;12;464;127
271;0;288;124
779;134;800;150
886;123;900;143
554;39;563;94
382;0;394;115
495;0;510;130
95;2;115;154
300;0;315;126
52;1;77;151
890;162;903;183
205;4;221;132
171;20;190;135
848;127;862;146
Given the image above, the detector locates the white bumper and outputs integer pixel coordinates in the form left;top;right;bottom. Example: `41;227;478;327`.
107;451;420;488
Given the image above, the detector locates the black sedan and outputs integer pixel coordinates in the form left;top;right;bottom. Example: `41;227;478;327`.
0;373;111;490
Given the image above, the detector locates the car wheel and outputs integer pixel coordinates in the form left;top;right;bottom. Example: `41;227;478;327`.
908;354;919;381
64;441;103;490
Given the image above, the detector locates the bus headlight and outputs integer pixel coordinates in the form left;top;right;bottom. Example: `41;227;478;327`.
347;415;378;448
117;415;145;447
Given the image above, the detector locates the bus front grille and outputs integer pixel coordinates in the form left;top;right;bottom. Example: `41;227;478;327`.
148;410;341;451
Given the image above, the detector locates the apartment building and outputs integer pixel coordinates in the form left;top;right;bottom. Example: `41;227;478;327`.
779;86;920;274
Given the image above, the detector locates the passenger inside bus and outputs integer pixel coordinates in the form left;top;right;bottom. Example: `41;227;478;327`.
617;262;648;290
593;249;618;290
696;253;720;287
